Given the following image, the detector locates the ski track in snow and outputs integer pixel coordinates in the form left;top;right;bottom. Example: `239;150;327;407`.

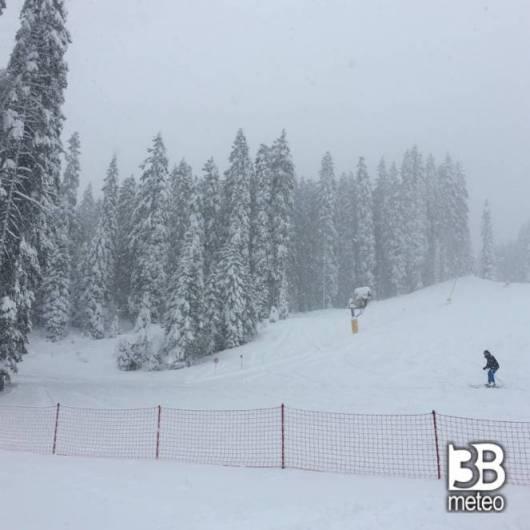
2;277;530;421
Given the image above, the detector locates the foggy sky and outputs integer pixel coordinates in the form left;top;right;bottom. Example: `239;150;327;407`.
1;0;529;243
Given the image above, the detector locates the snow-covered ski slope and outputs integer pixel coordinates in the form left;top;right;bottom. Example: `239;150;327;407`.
2;276;529;421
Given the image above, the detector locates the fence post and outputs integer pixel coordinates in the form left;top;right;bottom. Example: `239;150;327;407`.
281;403;285;469
52;403;60;455
155;405;161;459
432;410;441;480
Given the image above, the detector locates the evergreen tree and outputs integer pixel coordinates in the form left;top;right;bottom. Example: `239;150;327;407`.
437;156;472;280
115;176;137;316
200;157;222;278
62;132;81;243
218;229;247;348
222;129;256;340
386;162;407;296
354;157;376;290
163;185;206;364
80;156;119;337
0;1;5;15
41;212;70;341
77;183;98;247
71;183;98;327
0;0;70;370
269;130;295;318
399;147;427;292
81;221;106;339
336;172;356;304
318;152;338;308
130;134;169;321
480;200;496;280
423;155;440;286
251;144;273;319
290;178;321;311
167;159;193;276
14;238;39;354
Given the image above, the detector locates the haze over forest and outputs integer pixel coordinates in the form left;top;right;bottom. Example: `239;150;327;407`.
1;0;529;244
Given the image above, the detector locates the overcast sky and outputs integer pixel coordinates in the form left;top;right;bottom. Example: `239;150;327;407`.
1;0;529;243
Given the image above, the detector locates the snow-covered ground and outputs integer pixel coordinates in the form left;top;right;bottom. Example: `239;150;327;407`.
2;276;530;528
1;450;528;530
2;276;529;419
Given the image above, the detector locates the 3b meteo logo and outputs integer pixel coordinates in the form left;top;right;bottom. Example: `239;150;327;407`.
447;443;506;512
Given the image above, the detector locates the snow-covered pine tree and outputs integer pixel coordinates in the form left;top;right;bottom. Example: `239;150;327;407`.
203;257;224;354
436;156;472;280
317;152;338;308
77;183;98;247
70;184;98;326
201;158;224;354
373;159;391;298
115;176;137;316
167;159;193;277
336;172;356;305
163;183;207;365
0;0;70;371
453;162;473;276
81;221;106;339
269;130;295;319
480;200;496;280
13;238;39;354
80;156;119;338
41;211;70;341
399;147;427;292
0;1;6;15
354;157;376;291
422;154;440;286
217;227;247;348
62;132;81;244
129;134;169;322
251;144;273;320
116;293;154;371
222;129;256;340
385;162;407;296
200;157;222;278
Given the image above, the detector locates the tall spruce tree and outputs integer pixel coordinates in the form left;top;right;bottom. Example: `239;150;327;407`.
269;130;295;318
318;152;338;308
290;178;321;311
220;129;255;343
71;183;98;326
354;157;376;290
373;159;393;297
437;156;472;280
41;210;70;341
251;144;273;319
399;147;427;292
0;0;70;370
336;172;356;304
480;200;496;280
423;154;440;286
167;159;193;277
115;176;137;316
163;184;206;364
200;157;222;278
130;134;169;321
81;157;119;337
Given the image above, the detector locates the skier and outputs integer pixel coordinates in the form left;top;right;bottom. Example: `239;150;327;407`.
482;350;500;387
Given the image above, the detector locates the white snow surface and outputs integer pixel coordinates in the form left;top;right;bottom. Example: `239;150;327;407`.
2;276;530;529
1;450;528;530
2;276;529;418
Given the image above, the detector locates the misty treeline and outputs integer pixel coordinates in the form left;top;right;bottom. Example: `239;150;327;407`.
0;0;492;377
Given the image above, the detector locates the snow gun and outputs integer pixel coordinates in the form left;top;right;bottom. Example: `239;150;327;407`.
348;286;372;334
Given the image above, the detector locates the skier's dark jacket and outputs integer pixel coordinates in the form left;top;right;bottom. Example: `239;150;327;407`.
483;353;499;371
